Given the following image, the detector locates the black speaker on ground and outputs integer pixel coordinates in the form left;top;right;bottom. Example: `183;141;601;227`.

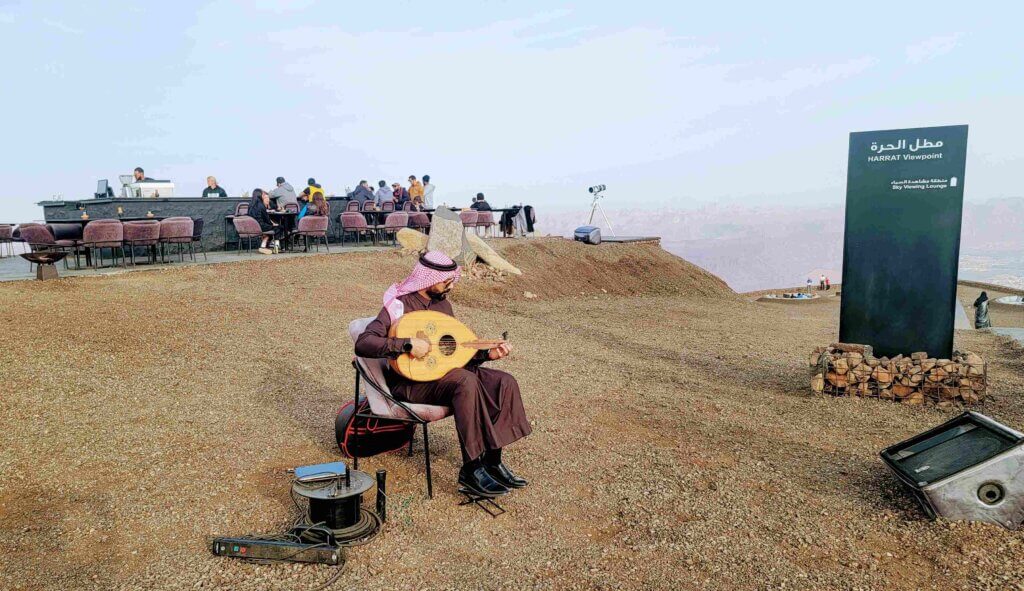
880;412;1024;529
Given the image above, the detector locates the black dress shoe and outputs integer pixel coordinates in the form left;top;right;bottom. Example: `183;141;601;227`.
458;464;509;498
485;462;529;489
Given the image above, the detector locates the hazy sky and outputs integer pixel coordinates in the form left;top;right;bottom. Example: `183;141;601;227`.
1;1;1021;222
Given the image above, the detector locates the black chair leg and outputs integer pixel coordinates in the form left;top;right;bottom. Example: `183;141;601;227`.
353;372;360;472
423;423;433;499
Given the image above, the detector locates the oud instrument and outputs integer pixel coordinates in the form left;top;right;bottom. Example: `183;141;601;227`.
388;310;507;382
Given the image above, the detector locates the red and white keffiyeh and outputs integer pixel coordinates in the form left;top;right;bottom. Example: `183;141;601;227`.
382;251;461;322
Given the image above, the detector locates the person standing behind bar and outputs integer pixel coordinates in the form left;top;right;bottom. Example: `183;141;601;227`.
422;175;435;209
202;176;227;198
133;167;154;182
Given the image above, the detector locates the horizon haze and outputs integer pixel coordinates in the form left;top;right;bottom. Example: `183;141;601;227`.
1;2;1023;223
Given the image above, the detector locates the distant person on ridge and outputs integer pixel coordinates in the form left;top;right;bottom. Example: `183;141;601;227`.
825;277;831;291
806;278;813;293
819;275;825;291
974;291;992;329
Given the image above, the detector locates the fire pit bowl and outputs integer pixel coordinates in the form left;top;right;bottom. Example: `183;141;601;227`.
20;252;68;280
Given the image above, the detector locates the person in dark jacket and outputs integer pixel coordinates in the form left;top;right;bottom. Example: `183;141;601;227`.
470;193;492;211
974;291;992;329
349;180;376;205
249;189;282;254
391;183;410;208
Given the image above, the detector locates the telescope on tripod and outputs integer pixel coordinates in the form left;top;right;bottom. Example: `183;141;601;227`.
586;185;614;236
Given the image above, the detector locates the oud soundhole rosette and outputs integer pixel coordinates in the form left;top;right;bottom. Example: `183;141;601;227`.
438;335;457;356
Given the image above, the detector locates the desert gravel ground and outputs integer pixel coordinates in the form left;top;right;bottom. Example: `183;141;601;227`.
2;238;1024;591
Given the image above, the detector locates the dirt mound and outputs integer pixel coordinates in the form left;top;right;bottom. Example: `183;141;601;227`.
453;237;734;306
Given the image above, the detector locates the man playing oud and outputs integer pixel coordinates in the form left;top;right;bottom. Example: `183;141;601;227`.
355;251;531;497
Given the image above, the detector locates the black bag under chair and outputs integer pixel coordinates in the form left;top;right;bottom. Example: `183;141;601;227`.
335;396;416;458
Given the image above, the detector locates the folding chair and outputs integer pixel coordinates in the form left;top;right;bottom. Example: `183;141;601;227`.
348;317;452;498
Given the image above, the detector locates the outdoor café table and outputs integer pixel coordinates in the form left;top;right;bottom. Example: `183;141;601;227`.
268;210;297;250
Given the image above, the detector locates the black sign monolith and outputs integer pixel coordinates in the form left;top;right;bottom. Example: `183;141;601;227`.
839;125;968;359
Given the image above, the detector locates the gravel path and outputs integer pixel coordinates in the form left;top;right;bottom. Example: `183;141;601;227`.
2;240;1023;590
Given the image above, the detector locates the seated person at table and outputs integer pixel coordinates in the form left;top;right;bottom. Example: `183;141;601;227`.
470;193;492;211
354;251;531;497
349;180;375;205
270;176;297;209
374;180;391;208
249;188;282;255
308;191;330;217
202;176;227;198
391;183;409;207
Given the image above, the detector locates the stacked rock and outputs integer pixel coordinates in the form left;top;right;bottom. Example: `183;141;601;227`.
809;343;986;406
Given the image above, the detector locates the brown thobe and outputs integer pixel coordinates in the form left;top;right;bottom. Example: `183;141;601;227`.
354;293;531;463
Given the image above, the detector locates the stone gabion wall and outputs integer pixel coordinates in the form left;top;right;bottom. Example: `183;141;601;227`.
809;343;987;407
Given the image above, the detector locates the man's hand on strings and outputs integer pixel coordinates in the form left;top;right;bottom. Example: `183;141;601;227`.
488;342;512;360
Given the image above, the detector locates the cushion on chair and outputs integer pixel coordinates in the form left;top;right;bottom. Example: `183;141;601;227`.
348;317;452;423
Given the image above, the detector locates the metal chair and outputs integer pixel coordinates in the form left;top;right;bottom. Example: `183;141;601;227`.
0;225;12;258
283;203;299;214
476;211;496;237
123;220;161;265
18;224;74;271
402;202;414;212
346;200;361;212
348;317;452;498
378;212;408;246
48;223;86;268
337;212;375;246
408;212;431;234
295;215;329;252
190;218;207;261
380;201;395;212
82;219;126;269
158;217;195;262
459;210;480;231
232;216;267;252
